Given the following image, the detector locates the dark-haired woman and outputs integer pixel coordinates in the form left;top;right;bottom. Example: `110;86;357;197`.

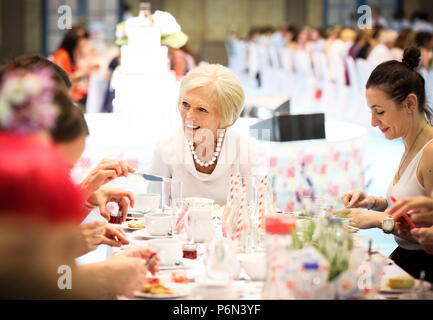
52;26;99;107
0;54;72;89
336;47;433;282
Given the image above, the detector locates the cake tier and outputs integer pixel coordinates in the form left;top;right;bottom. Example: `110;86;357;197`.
120;45;169;74
126;19;161;49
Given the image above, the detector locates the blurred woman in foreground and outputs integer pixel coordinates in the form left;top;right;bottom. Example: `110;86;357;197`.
0;69;158;298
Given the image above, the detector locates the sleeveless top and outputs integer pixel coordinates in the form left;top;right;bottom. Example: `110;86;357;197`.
387;138;433;250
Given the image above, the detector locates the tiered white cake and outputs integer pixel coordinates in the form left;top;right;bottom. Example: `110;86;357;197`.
112;12;180;131
120;17;169;75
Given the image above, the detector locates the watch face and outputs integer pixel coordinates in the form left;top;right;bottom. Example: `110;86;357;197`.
383;218;394;232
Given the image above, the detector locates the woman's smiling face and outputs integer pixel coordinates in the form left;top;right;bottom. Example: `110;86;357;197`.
366;87;410;140
180;86;221;144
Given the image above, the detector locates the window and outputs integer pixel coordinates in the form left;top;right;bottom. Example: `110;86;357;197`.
42;0;121;56
323;0;401;28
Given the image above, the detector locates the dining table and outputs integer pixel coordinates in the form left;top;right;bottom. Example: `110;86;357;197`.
110;221;433;301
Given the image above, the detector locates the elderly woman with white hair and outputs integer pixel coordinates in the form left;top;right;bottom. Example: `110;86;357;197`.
147;64;265;205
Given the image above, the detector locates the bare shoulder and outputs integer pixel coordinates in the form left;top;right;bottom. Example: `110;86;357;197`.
420;139;433;163
419;139;433;179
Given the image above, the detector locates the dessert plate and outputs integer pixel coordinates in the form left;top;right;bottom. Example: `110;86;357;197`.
134;284;191;299
380;278;431;294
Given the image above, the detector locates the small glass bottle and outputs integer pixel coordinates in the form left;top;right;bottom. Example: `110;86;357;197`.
262;214;297;299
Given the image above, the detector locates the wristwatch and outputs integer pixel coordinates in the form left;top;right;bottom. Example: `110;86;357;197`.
382;215;395;234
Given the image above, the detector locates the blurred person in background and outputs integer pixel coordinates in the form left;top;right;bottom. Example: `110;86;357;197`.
411;11;433;33
310;28;326;53
367;29;399;67
390;10;412;32
392;29;414;61
122;3;133;21
52;26;100;109
323;26;342;58
168;44;196;80
289;26;310;52
269;23;288;48
258;26;274;47
372;7;389;28
348;29;370;59
357;26;382;60
284;25;299;48
329;27;356;59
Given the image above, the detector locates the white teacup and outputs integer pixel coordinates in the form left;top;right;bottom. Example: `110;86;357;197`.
144;213;172;236
134;193;160;213
147;238;182;266
192;281;234;300
237;252;266;281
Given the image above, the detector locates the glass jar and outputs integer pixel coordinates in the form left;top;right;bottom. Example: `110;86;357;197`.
262;214;297;299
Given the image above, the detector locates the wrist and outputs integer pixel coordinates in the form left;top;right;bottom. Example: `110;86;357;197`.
367;197;377;210
376;212;388;229
374;197;388;211
80;179;95;199
84;200;97;211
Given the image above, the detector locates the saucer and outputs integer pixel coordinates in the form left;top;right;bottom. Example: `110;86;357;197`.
132;229;172;240
159;261;184;270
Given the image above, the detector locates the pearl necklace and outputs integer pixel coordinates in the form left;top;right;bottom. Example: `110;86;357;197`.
188;130;225;167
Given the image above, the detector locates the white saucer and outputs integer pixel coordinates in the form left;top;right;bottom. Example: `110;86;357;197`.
132;229;172;239
159;262;184;270
127;209;150;217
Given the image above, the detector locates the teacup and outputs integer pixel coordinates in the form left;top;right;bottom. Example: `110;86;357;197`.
144;213;172;236
147;238;182;266
237;252;266;281
134;193;160;213
192;280;234;300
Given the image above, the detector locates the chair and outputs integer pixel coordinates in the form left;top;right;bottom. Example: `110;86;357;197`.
290;50;317;110
312;52;334;113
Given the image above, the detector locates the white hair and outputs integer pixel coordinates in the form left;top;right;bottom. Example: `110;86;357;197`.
178;64;245;129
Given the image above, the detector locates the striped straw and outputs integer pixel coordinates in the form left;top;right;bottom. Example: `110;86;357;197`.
258;192;265;229
235;183;246;241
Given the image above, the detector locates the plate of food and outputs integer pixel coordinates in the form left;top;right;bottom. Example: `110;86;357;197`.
380;275;431;294
134;278;191;299
121;219;146;231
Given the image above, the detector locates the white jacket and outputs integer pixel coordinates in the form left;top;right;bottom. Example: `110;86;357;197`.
147;126;267;205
